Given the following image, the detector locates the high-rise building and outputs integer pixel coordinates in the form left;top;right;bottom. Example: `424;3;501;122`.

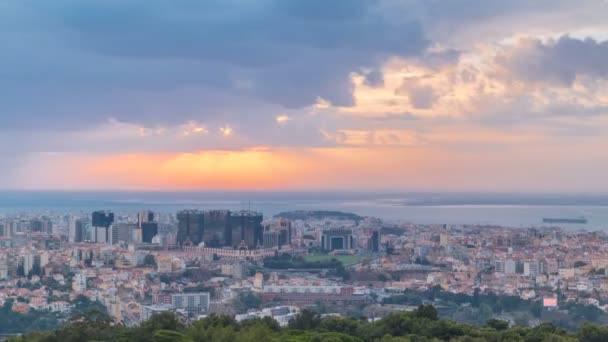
22;254;35;275
138;211;154;228
368;230;380;252
263;231;280;248
0;255;7;280
96;227;108;244
38;252;49;269
0;222;9;238
263;218;292;249
202;210;230;247
141;222;159;243
30;218;52;234
230;211;263;249
177;210;204;246
92;211;114;243
113;223;137;244
74;219;86;243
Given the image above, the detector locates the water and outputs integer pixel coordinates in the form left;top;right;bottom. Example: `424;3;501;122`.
1;191;608;230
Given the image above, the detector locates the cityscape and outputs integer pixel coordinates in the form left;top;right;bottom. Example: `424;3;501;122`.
2;0;608;340
1;207;608;337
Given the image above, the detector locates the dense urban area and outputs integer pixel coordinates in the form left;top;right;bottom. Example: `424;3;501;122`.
1;209;608;340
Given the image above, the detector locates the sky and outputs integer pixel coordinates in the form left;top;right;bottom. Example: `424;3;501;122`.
2;0;608;192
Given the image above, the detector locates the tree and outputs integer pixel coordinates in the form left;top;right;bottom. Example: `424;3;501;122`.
288;309;322;330
414;304;438;321
485;318;509;330
144;255;157;268
234;292;262;314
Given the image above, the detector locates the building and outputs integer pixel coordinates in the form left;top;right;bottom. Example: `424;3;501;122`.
22;254;35;275
262;286;367;306
141;222;159;243
112;223;137;244
96;227;108;244
495;260;506;274
321;229;354;251
156;255;173;273
263;231;280;248
254;272;264;291
230;211;263;249
264;219;292;249
74;219;86;243
38;252;49;269
368;230;380;252
0;255;8;280
172;293;210;315
92;211;114;243
505;259;517;274
202;210;231;247
138;211;154;228
177;210;204;246
439;232;449;246
142;304;174;322
30;218;52;234
0;222;9;238
72;273;87;292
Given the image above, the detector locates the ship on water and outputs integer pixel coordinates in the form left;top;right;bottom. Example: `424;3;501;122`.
542;217;588;224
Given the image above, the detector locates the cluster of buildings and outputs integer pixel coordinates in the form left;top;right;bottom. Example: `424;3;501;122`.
2;207;608;330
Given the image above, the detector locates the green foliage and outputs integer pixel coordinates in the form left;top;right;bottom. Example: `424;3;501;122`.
11;305;608;342
234;292;263;313
144;254;157;268
485;318;509;330
264;254;345;270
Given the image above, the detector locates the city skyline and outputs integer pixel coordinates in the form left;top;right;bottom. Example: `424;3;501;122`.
2;1;608;192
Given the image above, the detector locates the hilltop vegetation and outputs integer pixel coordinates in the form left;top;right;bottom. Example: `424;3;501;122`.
9;305;608;342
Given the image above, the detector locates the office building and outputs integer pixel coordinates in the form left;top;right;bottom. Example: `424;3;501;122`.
263;231;280;248
368;230;380;253
141;222;159;243
0;222;10;238
172;292;210;315
138;211;154;228
74;219;86;243
113;223;137;244
177;210;204;246
322;229;354;251
30;218;52;234
265;218;292;248
230;211;263;249
202;210;231;247
92;211;114;243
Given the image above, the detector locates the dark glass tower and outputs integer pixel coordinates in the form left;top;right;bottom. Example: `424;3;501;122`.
229;211;263;249
176;210;204;246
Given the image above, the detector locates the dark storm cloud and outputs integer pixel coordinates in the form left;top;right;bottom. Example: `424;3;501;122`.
498;36;608;86
0;0;433;128
0;0;603;131
40;0;426;103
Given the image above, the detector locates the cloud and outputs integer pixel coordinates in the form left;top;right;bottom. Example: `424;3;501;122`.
219;125;233;137
396;80;439;109
7;0;428;114
363;69;385;88
275;115;291;124
496;36;608;86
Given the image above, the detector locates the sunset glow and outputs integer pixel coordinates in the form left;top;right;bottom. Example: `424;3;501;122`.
1;1;608;191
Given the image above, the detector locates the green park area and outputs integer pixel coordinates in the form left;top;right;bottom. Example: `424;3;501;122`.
303;253;362;266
